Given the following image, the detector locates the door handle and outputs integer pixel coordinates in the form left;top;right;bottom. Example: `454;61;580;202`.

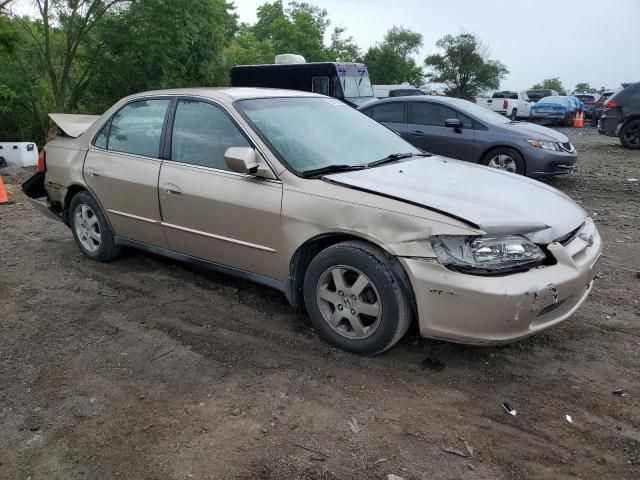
164;184;182;197
409;130;425;137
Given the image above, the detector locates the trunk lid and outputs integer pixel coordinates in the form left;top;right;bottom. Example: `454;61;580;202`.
49;113;100;138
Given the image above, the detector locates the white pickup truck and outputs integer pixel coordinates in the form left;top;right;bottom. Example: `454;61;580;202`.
475;91;531;120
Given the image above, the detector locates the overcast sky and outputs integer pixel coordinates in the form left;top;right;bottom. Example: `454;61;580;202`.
234;0;640;91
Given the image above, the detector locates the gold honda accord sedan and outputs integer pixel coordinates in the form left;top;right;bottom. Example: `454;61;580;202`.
23;88;602;355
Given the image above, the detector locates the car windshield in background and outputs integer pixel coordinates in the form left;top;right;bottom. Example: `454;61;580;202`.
341;75;374;99
236;97;420;174
444;98;511;125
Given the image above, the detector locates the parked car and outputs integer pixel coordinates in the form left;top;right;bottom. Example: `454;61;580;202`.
359;96;577;177
526;89;560;103
598;81;640;149
476;91;531;120
373;84;424;98
22;88;601;355
572;93;599;118
231;55;374;107
529;96;584;125
591;90;618;126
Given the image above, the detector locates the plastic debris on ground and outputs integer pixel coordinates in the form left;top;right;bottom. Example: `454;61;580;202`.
502;402;517;416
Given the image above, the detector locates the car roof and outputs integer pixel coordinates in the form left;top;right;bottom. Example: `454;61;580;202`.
358;95;465;109
124;87;322;102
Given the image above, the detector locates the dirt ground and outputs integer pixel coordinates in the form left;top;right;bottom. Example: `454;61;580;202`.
1;126;638;480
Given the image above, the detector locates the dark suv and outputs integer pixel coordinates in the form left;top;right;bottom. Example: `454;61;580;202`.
598;81;640;149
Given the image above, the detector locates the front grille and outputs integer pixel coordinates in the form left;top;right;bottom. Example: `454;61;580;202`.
558;142;575;153
554;223;584;245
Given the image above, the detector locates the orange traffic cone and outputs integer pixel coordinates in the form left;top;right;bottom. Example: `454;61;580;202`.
573;111;584;128
0;175;14;205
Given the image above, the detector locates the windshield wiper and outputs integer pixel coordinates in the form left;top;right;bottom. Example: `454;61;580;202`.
367;152;429;168
301;164;366;178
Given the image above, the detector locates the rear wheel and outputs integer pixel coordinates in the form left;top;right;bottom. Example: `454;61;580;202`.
510;109;518;121
619;119;640;149
482;147;525;175
564;112;574;127
69;191;121;262
303;241;411;355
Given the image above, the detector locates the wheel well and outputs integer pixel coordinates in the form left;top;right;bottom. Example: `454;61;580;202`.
287;234;417;323
63;185;87;223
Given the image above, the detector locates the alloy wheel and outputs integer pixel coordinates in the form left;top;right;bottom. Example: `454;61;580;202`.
623;124;640;147
487;154;517;173
74;204;101;253
315;265;382;339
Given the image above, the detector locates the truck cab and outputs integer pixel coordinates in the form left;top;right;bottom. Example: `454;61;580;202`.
230;55;374;108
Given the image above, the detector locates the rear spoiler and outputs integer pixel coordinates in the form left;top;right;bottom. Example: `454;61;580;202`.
48;113;100;138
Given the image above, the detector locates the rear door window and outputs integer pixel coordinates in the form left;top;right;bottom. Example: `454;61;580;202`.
102;99;170;157
411;102;473;128
170;99;250;171
370;102;405;123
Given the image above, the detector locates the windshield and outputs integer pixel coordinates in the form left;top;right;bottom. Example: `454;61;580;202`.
336;64;374;99
443;97;511;125
236;97;420;175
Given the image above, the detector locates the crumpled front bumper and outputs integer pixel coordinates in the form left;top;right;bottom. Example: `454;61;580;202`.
401;218;602;344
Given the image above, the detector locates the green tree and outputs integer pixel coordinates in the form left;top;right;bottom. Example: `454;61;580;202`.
424;33;508;100
86;0;236;111
531;77;564;93
574;82;594;93
363;26;423;85
252;1;327;61
327;25;361;62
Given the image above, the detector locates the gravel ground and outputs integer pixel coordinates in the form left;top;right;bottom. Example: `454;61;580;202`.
0;126;639;480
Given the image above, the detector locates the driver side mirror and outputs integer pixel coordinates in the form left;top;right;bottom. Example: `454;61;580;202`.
444;118;463;133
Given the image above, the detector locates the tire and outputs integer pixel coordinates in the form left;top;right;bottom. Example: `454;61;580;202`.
303;241;411;355
69;190;121;262
482;147;525;175
619;119;640;150
510;109;518;121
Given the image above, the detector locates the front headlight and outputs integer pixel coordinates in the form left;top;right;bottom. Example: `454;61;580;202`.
431;235;546;274
527;139;559;151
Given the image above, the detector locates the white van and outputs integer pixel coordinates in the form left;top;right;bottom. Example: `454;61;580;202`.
373;84;425;99
0;142;39;167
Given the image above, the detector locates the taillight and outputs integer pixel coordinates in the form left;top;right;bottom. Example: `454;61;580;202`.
37;149;46;172
603;101;621;109
503;100;508;109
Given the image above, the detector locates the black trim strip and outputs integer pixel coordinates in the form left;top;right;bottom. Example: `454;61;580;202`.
322;177;481;230
114;237;287;293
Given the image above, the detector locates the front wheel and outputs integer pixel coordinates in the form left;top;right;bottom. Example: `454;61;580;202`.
482;147;525;175
619;119;640;149
303;241;411;355
69;191;121;262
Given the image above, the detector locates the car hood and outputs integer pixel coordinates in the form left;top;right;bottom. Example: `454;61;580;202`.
324;157;586;244
498;121;569;142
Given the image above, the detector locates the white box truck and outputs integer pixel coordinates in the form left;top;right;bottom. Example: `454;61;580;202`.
0;142;39;167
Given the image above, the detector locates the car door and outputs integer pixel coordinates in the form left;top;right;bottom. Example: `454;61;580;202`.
85;98;170;248
363;101;407;139
158;98;283;280
407;101;475;161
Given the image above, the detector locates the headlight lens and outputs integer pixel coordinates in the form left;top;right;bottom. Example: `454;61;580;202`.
431;235;546;273
527;139;559;151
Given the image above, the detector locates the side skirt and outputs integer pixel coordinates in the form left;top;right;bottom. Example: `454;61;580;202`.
114;237;295;302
